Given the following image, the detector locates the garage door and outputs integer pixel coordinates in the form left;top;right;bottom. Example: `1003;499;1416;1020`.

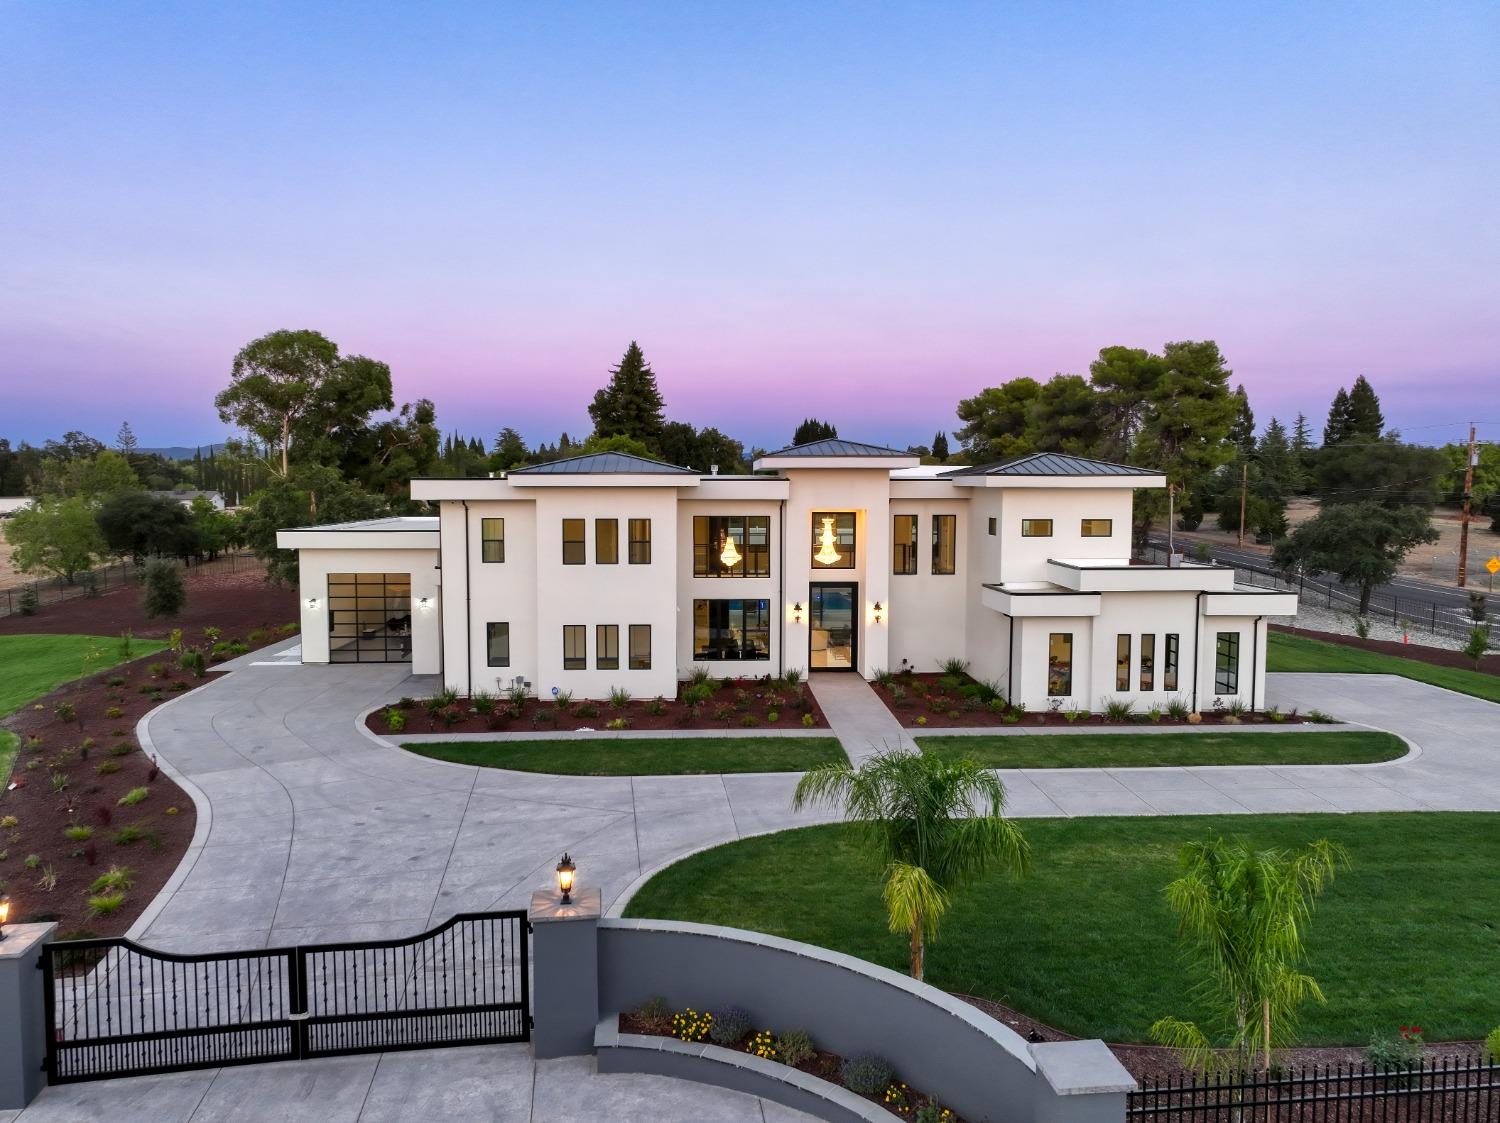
328;572;412;662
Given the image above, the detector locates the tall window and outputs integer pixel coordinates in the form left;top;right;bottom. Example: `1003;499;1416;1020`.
1022;519;1053;537
987;517;996;536
480;518;505;563
596;624;619;670
628;518;651;564
810;512;855;569
629;624;651;669
1080;518;1112;537
932;515;956;575
1048;633;1073;696
486;623;510;667
562;519;585;565
893;515;917;575
1215;632;1240;695
1116;634;1131;691
1164;634;1180;691
1139;634;1155;691
595;519;618;564
693;599;770;661
693;516;770;577
562;625;586;669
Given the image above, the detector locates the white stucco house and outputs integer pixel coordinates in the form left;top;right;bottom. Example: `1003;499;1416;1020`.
275;439;1296;711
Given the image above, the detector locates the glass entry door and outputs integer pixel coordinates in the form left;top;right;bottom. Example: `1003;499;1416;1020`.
809;583;857;671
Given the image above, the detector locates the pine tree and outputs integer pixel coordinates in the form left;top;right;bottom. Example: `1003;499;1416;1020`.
1345;375;1384;440
1323;388;1353;446
588;342;666;450
1256;418;1296;501
116;421;139;455
1229;385;1256;455
931;431;950;460
792;419;838;445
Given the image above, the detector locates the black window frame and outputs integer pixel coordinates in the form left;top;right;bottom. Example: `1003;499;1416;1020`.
987;517;996;536
596;624;619;670
1116;634;1131;691
1021;519;1054;537
1080;518;1112;538
562;625;586;670
595;518;619;565
1215;631;1240;695
931;514;956;575
628;624;651;670
1140;634;1155;691
693;599;771;661
1164;634;1180;692
562;519;585;565
485;622;510;668
480;517;505;563
628;518;651;565
693;515;771;578
1048;632;1073;697
893;514;918;575
810;511;856;570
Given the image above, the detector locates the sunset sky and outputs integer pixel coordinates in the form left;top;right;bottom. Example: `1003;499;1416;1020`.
3;1;1497;451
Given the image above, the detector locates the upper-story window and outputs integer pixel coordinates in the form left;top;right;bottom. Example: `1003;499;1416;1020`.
693;516;770;577
628;518;652;564
892;515;917;575
1021;519;1053;537
1081;518;1112;537
932;515;956;575
562;519;585;564
987;517;997;536
811;512;855;569
480;518;505;563
596;518;619;564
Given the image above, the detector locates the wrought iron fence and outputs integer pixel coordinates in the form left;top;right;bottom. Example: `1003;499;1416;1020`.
1128;1056;1499;1122
0;551;259;619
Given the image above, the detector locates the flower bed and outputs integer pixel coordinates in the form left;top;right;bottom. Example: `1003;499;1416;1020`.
619;999;960;1121
366;672;829;735
871;670;1313;728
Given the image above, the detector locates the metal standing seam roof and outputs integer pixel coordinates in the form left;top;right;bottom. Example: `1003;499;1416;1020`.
757;438;911;458
285;516;439;532
506;451;697;475
942;453;1160;477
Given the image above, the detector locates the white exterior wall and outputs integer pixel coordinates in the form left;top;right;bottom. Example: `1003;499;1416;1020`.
886;498;970;673
993;488;1134;583
296;546;441;674
1088;591;1201;712
675;498;784;677
443;499;539;696
1013;616;1094;709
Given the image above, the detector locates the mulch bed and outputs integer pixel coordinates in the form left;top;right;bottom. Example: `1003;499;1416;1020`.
367;676;830;735
1272;623;1500;676
871;672;1307;729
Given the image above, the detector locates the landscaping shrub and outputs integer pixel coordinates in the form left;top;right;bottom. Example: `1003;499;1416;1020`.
840;1052;893;1095
17;586;39;615
801;712;816;728
89;866;133;894
384;708;406;733
739;714;760;727
747;1029;777;1059
683;682;714;707
1103;698;1134;722
1487;1025;1500;1063
575;702;600;719
940;657;969;676
605;717;630;730
64;825;93;843
141;559;186;618
95;761;121;776
709;1005;752;1045
87;892;126;917
647;697;667;716
1365;1026;1426;1071
776;1029;814;1067
609;686;632;709
553;689;573;711
117;787;149;807
179;650;206;677
634;996;672;1034
471;690;497;716
671;1007;713;1042
781;668;802;687
687;666;718;690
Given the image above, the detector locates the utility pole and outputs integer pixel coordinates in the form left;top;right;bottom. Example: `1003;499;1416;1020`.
1167;482;1176;562
1237;461;1248;548
1457;423;1477;588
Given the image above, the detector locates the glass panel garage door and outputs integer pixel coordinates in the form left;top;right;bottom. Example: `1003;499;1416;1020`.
328;573;412;663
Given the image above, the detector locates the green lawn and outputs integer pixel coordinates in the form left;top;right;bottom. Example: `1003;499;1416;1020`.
624;813;1500;1044
0;730;17;787
917;730;1406;769
1269;630;1500;704
0;633;166;718
401;736;848;775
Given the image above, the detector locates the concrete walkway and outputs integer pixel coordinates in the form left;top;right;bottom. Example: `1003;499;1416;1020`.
807;674;915;763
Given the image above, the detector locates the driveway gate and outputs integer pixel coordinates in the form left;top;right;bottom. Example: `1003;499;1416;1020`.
42;911;530;1083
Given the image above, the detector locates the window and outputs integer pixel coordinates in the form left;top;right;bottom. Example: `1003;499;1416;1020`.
1081;519;1112;538
1215;632;1240;695
562;519;585;565
1164;634;1180;692
562;625;586;669
485;622;510;667
811;511;855;569
931;514;956;575
628;518;651;564
1116;634;1131;691
987;517;996;536
629;624;651;669
1048;633;1072;696
327;573;412;663
893;515;917;575
1021;519;1053;537
1140;634;1155;691
693;516;770;577
596;519;618;564
480;518;505;563
693;599;770;661
596;624;619;670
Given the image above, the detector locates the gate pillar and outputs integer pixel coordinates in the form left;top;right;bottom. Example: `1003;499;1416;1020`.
1;922;55;1109
528;887;600;1060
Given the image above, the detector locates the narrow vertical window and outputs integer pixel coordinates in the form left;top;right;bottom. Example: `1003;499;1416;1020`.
1116;634;1131;691
628;518;651;564
932;514;956;575
1140;634;1155;691
987;517;996;536
562;625;586;669
629;624;651;669
1164;634;1180;691
596;624;619;670
480;518;505;563
485;622;510;667
561;519;585;565
1215;632;1240;695
1048;633;1072;696
893;515;917;575
596;518;618;564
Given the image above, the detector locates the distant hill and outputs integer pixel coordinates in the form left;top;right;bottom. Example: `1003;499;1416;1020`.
137;443;229;461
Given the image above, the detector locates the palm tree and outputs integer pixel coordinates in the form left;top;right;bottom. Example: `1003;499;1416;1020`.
1150;832;1348;1073
792;749;1029;981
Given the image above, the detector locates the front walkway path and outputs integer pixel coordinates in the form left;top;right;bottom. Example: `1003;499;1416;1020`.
807;673;915;763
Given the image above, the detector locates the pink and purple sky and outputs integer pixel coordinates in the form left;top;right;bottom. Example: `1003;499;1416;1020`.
2;1;1497;451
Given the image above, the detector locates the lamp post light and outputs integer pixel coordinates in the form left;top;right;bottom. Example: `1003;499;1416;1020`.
555;852;577;905
0;894;10;940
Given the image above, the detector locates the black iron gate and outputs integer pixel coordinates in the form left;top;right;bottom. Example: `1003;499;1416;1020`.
43;911;530;1083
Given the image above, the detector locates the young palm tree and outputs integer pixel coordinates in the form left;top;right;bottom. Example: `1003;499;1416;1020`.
1150;832;1348;1073
792;748;1029;981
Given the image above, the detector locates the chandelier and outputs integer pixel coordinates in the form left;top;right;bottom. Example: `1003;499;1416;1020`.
814;516;842;566
719;533;742;569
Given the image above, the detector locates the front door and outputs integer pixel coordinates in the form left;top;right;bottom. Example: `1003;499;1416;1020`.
809;582;857;671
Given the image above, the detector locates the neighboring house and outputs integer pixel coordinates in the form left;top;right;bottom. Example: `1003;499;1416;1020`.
275;440;1296;711
0;496;34;518
149;490;227;510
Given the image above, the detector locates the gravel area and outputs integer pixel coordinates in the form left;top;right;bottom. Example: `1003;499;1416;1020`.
1276;602;1496;652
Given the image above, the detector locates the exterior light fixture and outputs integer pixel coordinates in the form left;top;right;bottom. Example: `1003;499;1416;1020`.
416;596;433;610
719;533;742;569
0;894;9;940
791;602;803;624
305;597;321;611
814;516;842;566
872;601;884;624
555;852;577;905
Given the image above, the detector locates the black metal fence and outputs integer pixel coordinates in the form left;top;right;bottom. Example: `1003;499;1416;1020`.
43;911;530;1083
0;551;261;619
1129;1056;1499;1122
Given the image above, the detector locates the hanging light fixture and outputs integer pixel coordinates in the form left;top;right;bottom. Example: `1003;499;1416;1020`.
719;532;742;569
814;516;842;566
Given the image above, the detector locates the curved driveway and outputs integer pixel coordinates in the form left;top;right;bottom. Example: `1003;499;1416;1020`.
132;661;1500;953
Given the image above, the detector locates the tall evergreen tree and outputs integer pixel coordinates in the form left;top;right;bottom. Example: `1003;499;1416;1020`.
491;427;530;471
115;421;139;455
1228;385;1256;455
588;342;666;450
1323;387;1353;446
1344;375;1384;440
931;431;950;460
792;418;838;445
1290;413;1316;494
1256;418;1297;500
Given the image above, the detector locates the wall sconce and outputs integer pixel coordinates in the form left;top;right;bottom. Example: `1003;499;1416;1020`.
556;852;577;905
416;596;433;610
791;602;803;624
872;601;885;624
0;894;10;940
305;597;321;611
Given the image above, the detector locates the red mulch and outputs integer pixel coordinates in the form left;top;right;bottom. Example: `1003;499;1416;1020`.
1272;623;1500;676
366;677;829;736
870;672;1305;729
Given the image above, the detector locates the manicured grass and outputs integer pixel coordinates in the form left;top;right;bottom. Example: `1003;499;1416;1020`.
916;730;1407;769
1269;630;1500;704
0;634;166;718
624;813;1500;1044
0;730;17;787
401;736;848;775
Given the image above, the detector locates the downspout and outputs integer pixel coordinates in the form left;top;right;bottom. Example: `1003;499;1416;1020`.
1006;615;1016;702
1191;591;1204;712
461;500;473;697
1250;614;1264;710
778;499;786;678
